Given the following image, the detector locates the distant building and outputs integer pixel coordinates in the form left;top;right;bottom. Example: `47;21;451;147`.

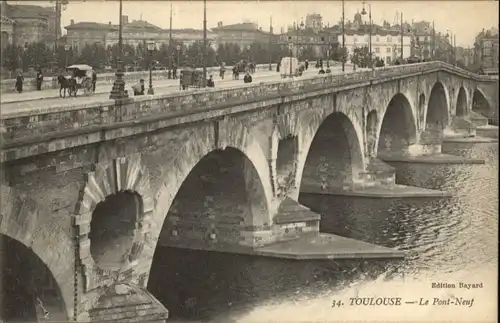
279;15;339;60
324;12;412;64
410;20;433;59
1;1;57;48
474;28;499;74
65;15;217;53
211;21;276;49
65;20;117;52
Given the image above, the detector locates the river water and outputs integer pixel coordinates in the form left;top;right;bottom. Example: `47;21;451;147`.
149;141;498;323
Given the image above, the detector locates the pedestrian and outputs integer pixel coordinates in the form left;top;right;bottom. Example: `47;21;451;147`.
132;79;145;95
318;68;325;75
15;71;24;93
276;60;281;72
232;66;239;80
36;68;43;91
207;75;215;87
305;59;309;70
172;64;177;79
219;64;226;80
243;71;252;83
91;70;97;92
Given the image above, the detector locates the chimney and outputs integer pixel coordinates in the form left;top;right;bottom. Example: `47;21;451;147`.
70;19;74;25
122;15;128;25
108;21;111;25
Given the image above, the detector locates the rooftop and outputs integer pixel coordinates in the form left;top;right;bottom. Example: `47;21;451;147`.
124;20;162;31
6;4;55;19
65;21;118;31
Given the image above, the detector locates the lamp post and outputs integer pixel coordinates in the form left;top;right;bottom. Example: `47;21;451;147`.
341;0;345;72
269;16;273;71
446;29;454;65
202;0;207;87
400;12;404;62
247;45;251;64
176;44;181;72
147;39;155;94
64;44;70;67
109;0;128;100
168;2;173;79
288;42;293;78
361;1;373;70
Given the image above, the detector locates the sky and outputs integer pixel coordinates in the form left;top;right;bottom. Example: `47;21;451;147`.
7;0;499;47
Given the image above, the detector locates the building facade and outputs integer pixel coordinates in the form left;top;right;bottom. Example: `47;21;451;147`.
65;15;218;52
279;14;339;60
211;21;276;49
329;12;412;64
65;20;117;52
474;28;499;74
1;1;56;47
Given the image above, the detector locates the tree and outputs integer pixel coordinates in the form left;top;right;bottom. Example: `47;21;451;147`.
331;46;348;63
351;46;371;68
1;44;20;72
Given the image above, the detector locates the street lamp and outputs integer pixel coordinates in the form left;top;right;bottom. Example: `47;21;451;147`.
64;44;70;67
288;42;293;78
269;15;273;71
361;1;373;70
147;39;155;95
109;0;128;101
446;30;455;66
168;2;173;79
176;44;181;73
202;0;207;87
341;0;345;72
247;45;251;63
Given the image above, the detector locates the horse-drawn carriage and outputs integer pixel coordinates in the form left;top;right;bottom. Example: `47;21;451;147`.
179;68;203;90
58;64;95;98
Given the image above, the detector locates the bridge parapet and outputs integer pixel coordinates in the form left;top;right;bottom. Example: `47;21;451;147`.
1;61;496;162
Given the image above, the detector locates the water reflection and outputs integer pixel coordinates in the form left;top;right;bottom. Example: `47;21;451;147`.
149;142;497;322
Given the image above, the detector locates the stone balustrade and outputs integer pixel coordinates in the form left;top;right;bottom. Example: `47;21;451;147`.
1;61;496;151
0;63;277;94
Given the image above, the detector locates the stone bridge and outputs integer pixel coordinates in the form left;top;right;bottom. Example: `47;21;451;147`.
0;61;497;322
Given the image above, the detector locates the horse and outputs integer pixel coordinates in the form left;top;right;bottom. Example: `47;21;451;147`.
57;75;76;98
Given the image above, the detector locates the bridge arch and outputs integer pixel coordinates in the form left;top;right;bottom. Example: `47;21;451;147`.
298;111;364;193
1;234;70;322
425;81;450;131
375;93;417;156
456;86;468;117
148;119;273;266
156;146;270;246
0;187;74;321
472;88;491;118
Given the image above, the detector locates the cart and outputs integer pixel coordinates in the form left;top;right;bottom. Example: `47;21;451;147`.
180;68;204;90
66;64;94;96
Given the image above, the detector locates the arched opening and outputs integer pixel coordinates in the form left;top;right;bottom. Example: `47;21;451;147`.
299;112;363;192
426;81;449;131
366;110;378;158
378;93;417;155
472;89;491;118
276;135;298;195
0;234;68;322
155;147;269;249
456;87;467;117
418;94;426;126
90;191;142;270
148;147;269;319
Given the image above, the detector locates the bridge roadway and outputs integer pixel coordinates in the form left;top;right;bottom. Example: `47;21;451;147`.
0;66;353;109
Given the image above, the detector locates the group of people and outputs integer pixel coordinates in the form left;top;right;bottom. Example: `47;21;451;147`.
14;68;44;93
